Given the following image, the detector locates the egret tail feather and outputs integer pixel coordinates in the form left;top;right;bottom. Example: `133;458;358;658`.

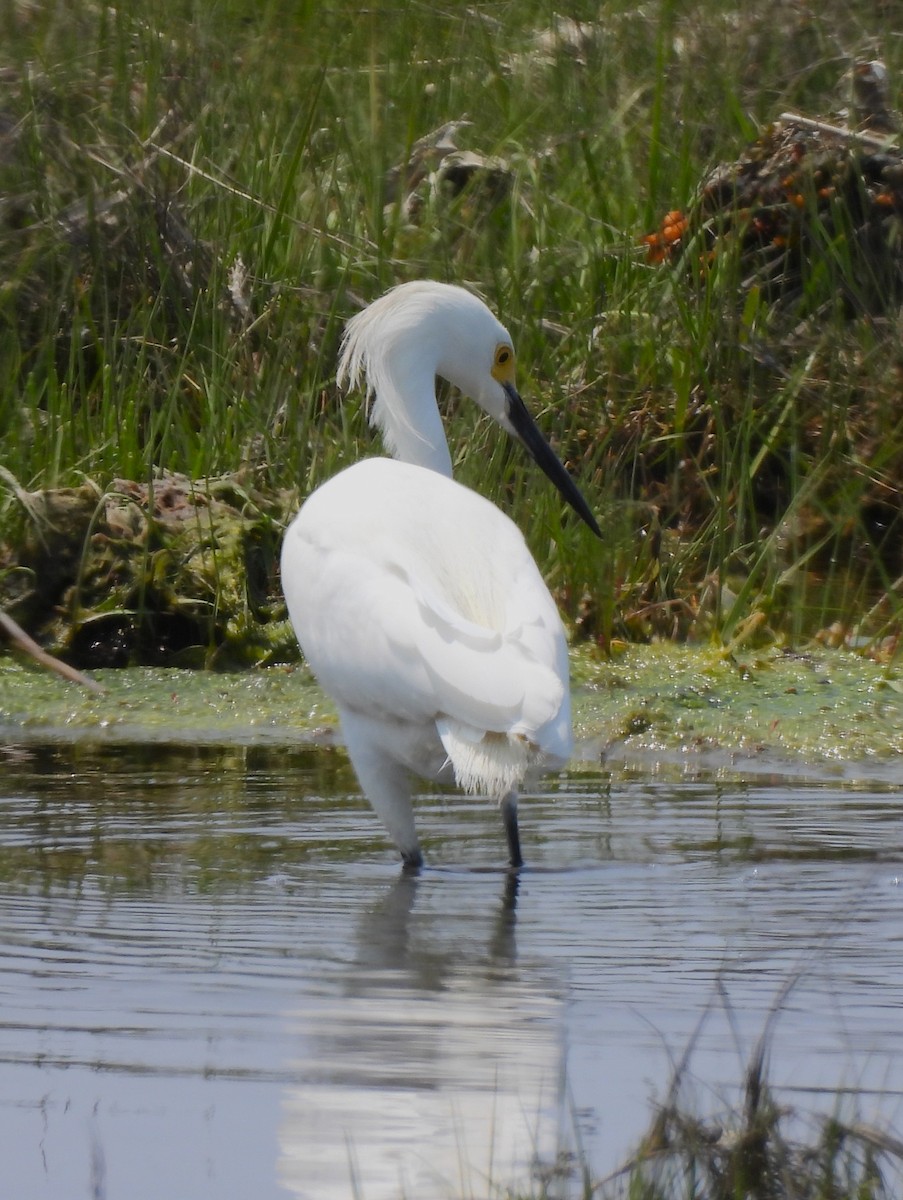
437;719;532;800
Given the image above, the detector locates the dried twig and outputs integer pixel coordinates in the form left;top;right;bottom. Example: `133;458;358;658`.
778;110;897;150
0;610;105;694
142;140;368;255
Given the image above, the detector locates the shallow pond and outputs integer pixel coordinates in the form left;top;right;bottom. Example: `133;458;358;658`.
0;657;902;1198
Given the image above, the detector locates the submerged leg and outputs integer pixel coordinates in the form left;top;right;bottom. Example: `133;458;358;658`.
401;848;424;873
340;710;423;866
500;791;523;869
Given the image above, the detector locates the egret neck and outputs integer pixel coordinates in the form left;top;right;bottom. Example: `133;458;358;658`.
368;354;454;476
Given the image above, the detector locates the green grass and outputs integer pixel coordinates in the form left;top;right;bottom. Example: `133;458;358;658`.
2;0;903;661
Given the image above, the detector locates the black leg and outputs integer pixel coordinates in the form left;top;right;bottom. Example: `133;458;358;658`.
401;847;424;873
500;792;523;869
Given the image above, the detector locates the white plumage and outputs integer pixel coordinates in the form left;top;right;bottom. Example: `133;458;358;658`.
281;281;599;868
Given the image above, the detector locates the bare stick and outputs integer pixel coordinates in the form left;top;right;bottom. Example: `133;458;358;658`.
0;610;105;694
778;111;897;150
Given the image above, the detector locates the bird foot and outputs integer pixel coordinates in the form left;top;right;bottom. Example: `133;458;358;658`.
401;848;424;873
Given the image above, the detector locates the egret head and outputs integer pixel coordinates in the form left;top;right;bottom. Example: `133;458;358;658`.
338;280;601;537
338;280;512;417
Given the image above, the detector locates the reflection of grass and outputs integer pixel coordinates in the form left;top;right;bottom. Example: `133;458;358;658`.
2;1;903;660
0;738;364;892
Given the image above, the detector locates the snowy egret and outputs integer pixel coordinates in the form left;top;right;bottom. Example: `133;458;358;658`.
281;280;599;869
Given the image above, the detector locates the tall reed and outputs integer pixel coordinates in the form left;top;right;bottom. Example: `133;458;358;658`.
1;0;902;656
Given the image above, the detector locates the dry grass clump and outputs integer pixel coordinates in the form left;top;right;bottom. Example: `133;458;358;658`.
568;65;903;649
597;998;903;1200
644;67;903;312
609;1056;900;1200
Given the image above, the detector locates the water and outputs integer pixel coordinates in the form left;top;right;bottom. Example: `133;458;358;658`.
0;740;901;1199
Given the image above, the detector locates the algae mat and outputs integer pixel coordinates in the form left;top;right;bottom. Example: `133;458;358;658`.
1;644;902;785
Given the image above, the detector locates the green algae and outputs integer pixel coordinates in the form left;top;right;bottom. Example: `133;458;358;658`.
0;662;335;746
572;642;903;780
2;644;902;783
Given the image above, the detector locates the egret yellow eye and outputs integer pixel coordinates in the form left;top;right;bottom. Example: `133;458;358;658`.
491;344;516;383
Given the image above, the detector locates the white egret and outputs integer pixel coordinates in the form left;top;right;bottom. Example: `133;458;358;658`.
281;280;599;869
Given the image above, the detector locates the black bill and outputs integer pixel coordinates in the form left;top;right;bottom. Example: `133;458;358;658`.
503;382;602;538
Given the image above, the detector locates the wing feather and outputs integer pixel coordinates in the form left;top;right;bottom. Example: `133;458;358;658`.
281;458;568;742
